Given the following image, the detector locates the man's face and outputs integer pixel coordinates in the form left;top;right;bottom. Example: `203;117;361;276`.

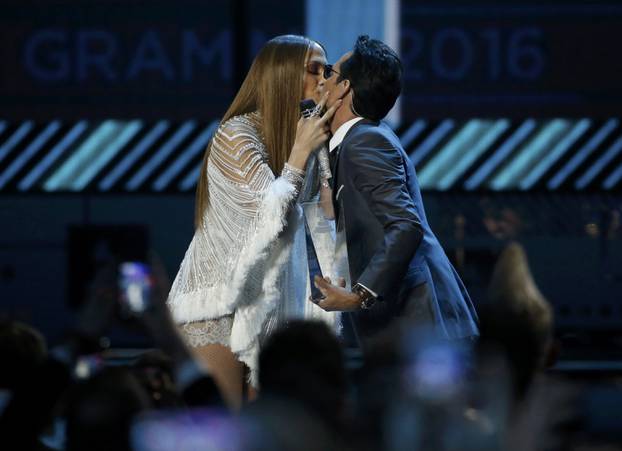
322;51;351;108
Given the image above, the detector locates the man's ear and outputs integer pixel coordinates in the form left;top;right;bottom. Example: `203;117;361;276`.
338;79;351;100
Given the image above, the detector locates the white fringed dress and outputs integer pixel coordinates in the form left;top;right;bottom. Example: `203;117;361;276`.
166;111;338;385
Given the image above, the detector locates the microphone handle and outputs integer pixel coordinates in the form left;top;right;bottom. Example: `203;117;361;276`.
316;145;332;180
300;99;331;179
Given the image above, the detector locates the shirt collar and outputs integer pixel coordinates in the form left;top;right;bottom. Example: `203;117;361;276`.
329;117;364;152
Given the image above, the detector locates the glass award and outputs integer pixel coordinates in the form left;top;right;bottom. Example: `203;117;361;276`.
301;200;351;291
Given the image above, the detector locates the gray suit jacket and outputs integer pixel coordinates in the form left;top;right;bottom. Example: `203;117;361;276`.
332;119;479;340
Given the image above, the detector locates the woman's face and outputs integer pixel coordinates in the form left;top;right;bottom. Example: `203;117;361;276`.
303;43;327;104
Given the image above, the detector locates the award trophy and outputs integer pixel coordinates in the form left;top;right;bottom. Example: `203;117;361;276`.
301;200;351;292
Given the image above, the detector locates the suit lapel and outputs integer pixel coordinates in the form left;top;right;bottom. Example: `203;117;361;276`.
331;144;341;220
331;119;380;227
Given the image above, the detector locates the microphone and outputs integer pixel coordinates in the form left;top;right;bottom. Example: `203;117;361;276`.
299;99;332;181
300;99;322;119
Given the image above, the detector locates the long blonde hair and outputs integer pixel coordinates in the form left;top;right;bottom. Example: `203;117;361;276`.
194;35;315;228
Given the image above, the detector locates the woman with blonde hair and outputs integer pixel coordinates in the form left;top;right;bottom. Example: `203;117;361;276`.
166;35;340;409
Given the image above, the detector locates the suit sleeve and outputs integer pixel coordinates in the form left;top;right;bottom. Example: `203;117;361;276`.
342;133;424;300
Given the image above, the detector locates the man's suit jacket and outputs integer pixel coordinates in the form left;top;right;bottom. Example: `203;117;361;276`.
331;119;479;340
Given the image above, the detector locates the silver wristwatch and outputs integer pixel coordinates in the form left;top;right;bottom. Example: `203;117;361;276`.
352;283;378;310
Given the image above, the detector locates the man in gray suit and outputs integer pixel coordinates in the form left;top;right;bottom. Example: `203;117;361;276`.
312;36;479;341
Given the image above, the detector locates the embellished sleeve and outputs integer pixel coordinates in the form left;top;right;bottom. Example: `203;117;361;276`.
207;119;304;278
208;117;305;384
167;115;304;322
209;119;304;207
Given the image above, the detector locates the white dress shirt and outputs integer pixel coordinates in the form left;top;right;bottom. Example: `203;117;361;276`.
329;117;364;152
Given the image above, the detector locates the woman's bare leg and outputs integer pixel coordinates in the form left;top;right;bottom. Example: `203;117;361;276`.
247;384;258;402
192;344;244;411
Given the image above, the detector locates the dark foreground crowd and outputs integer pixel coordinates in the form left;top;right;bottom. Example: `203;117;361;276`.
1;243;620;451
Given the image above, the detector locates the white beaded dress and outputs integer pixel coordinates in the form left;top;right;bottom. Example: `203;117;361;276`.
166;111;338;384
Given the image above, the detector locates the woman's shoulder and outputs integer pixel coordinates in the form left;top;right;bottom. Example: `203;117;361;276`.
211;111;267;160
217;111;263;143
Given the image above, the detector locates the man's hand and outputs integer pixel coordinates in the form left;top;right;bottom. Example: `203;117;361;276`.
311;275;361;312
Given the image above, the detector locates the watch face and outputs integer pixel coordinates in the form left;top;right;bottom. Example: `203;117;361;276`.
354;284;376;309
362;297;376;310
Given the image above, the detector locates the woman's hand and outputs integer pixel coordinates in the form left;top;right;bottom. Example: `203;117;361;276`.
288;92;341;171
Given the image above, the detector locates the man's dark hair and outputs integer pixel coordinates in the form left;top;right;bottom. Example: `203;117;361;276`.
65;367;151;451
339;35;402;121
0;320;47;389
258;320;346;427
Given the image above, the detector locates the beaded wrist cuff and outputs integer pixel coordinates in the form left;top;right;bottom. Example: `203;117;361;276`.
282;163;305;195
